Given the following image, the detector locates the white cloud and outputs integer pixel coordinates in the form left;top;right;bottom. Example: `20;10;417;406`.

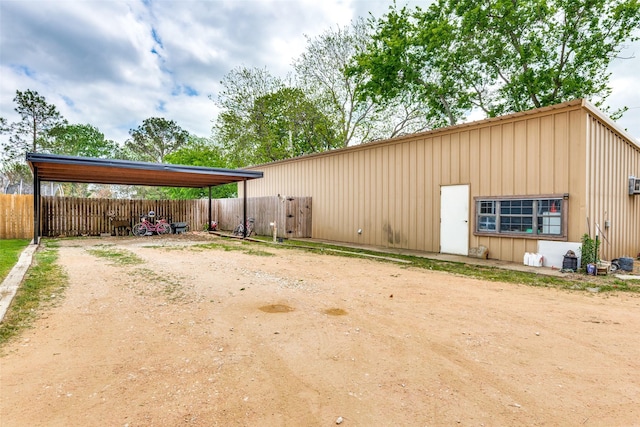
1;0;638;148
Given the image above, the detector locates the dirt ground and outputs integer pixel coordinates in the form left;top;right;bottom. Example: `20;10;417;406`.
1;234;640;426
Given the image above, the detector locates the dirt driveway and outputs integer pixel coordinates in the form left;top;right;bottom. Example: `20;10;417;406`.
1;234;640;426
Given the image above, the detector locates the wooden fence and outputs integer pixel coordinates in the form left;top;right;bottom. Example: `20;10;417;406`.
0;195;34;239
0;195;311;239
215;196;312;238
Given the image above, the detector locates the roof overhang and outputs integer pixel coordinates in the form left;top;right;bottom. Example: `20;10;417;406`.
26;153;263;188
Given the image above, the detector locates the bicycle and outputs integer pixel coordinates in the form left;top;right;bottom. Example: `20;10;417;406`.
132;211;172;236
233;217;255;238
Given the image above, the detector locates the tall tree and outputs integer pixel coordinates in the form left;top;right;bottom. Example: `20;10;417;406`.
351;0;640;124
212;66;287;167
294;18;431;145
4;89;66;160
163;136;236;199
123;117;189;163
48;123;119;158
217;84;340;167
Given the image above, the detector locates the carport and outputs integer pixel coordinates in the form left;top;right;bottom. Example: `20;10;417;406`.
26;153;263;243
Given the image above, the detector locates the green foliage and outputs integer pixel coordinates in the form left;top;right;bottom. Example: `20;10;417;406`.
47;123;119;158
248;87;340;161
123;117;190;163
162;137;237;199
1;161;33;191
0;242;67;346
0;239;30;282
214;68;341;167
351;0;640;123
581;233;600;267
3;89;66;160
293;18;430;145
87;247;143;265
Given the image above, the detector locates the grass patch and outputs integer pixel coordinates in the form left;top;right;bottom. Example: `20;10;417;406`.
0;239;30;282
0;242;68;347
87;247;143;265
193;241;274;256
252;237;640;293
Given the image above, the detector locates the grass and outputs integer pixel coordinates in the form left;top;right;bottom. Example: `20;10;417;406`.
1;233;636;349
87;246;144;265
193;240;275;256
0;241;67;346
251;236;640;293
0;239;30;282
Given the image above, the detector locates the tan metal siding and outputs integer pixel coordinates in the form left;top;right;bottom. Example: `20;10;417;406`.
585;114;640;260
246;101;638;263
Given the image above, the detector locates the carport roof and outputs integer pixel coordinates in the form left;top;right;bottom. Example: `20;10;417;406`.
26;153;263;188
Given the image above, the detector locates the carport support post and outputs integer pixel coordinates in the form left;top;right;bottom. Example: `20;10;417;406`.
208;186;212;231
243;180;247;238
32;166;40;244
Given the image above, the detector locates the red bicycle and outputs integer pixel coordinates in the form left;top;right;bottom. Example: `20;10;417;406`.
132;211;171;236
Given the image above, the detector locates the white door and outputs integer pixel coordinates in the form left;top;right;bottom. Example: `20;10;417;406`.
440;185;469;255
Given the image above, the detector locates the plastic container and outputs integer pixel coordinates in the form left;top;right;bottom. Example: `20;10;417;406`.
618;257;634;272
530;253;543;267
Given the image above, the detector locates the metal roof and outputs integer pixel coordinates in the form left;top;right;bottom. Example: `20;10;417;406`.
26;153;263;188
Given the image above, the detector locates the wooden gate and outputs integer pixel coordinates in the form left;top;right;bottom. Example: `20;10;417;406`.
284;196;312;238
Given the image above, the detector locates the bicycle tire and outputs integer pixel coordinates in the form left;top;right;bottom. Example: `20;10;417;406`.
156;223;171;235
132;223;147;236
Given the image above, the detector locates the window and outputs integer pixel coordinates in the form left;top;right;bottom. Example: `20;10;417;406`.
475;196;565;238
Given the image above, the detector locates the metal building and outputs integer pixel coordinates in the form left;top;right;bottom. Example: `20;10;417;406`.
245;99;640;265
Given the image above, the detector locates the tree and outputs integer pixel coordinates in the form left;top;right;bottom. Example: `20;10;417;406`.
248;87;340;162
163;137;237;199
217;85;340;167
48;123;119;158
1;161;32;194
4;89;66;160
212;67;287;167
0;117;8;134
294;18;431;145
351;0;640;124
123;117;189;163
212;66;286;123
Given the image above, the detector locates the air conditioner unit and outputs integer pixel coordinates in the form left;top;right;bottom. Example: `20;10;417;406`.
629;176;640;195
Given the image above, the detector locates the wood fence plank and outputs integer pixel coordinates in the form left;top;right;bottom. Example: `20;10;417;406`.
1;196;311;239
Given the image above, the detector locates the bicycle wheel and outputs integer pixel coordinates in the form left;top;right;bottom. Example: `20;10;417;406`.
132;223;147;236
156;223;171;234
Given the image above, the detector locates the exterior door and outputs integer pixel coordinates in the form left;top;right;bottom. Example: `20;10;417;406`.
440;185;470;255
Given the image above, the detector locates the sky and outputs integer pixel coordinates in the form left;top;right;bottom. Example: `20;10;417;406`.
1;0;639;147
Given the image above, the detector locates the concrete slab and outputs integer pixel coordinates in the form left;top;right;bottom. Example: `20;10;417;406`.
0;243;38;322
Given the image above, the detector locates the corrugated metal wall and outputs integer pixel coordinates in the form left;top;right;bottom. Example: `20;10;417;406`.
585;114;640;260
246;101;640;262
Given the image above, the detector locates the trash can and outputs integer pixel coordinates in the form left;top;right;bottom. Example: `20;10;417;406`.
562;255;578;271
562;250;578;271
